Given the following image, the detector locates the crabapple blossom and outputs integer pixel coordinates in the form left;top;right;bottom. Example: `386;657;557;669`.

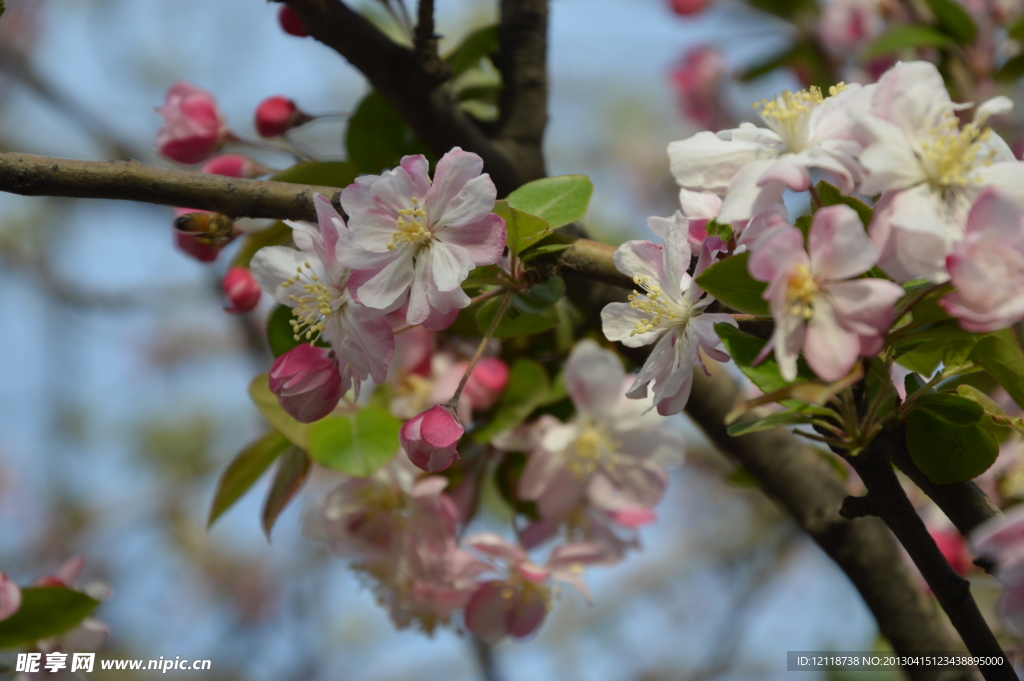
515;340;682;522
818;0;885;55
855;60;1024;281
222;267;261;314
251;193;395;397
154;81;228;164
278;5;308;37
670;47;725;131
668;80;868;224
268;344;343;423
970;504;1024;634
602;211;737;415
0;573;20;622
463;533;613;643
340;149;507;330
668;0;712;15
400;405;464;473
941;188;1024;332
254;96;310;138
748;204;904;382
426;354;509;422
200;153;269;178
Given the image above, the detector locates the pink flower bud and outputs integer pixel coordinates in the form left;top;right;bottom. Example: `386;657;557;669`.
200;153;269;179
400;405;463;473
222;267;261;314
931;528;972;577
0;573;21;622
174;229;219;262
278;6;309;37
463;357;509;411
255;96;311;138
155;81;228;165
668;0;711;16
269;344;344;423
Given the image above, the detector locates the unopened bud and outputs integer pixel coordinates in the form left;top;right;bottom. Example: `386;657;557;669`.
669;0;711;16
400;405;463;473
269;344;343;423
278;6;309;37
222;267;261;314
255;96;312;138
201;153;271;178
155;81;228;165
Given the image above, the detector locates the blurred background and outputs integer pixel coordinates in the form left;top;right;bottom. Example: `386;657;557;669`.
0;0;929;678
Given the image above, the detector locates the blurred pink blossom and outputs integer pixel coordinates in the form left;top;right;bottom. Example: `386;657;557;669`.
222;267;262;314
155;81;228;164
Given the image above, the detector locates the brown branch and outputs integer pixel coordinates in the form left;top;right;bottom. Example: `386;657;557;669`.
0;151;337;221
279;0;533;195
842;447;1015;681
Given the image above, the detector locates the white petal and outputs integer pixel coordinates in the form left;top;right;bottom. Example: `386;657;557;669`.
668;131;776;195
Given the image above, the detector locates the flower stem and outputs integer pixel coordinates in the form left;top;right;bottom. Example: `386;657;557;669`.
446;291;514;409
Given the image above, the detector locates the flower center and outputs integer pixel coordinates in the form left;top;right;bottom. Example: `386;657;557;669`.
628;275;693;337
919;111;996;189
501;573;554;612
785;263;819;320
754;83;846;153
386;197;433;250
282;261;334;342
565;421;622;479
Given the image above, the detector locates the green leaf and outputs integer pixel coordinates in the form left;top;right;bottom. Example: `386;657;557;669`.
248;374;310;447
492;200;552;257
345;91;428;174
231;221;293;269
714;323;816;393
957;384;1024;440
996;54;1024;83
267;304;303;357
969;328;1024;411
1008;15;1024;41
457;84;501;105
0;587;99;649
476;293;558;337
307;407;401;477
911;393;984;426
505;175;594;230
695;252;770;316
208;430;290;527
519;243;572;263
271;160;359;188
474;359;549;442
814;181;873;228
513;276;565;314
923;0;978;44
706;219;733;242
906;410;998;484
262;447;311;539
726;407;820;436
862;25;954;59
444;25;499;77
738;47;798;82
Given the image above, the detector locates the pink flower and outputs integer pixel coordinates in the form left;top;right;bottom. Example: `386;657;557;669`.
255;96;310;138
942;189;1024;332
668;0;712;15
222;267;262;314
400;405;464;473
462;356;508;411
516;340;682;522
818;0;884;55
931;527;973;577
602;212;737;415
200;153;269;178
268;343;343;423
971;505;1024;634
0;573;20;622
251;194;396;398
463;533;613;643
670;47;725;130
155;81;228;164
340;149;507;330
278;6;308;37
749;204;904;382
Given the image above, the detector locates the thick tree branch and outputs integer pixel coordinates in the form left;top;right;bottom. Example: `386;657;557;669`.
0;151;338;221
279;0;535;195
842;447;1015;681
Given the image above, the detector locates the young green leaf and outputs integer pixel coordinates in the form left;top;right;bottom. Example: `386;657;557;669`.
443;25;499;77
271;160;359;188
231;222;292;269
862;25;954;59
474;359;550;442
306;407;401;477
814;181;873;228
513;276;565;314
911;393;984;426
492;200;552;257
262;447;311;539
267;304;303;357
476;295;559;338
726;407;820;436
970;328;1024;412
345;91;429;174
248;374;310;447
906;410;998;484
695;253;770;316
0;587;100;649
714;323;816;393
923;0;978;44
208;430;290;528
505;175;594;230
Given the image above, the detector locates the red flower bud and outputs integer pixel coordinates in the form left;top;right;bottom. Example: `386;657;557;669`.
155;81;227;165
269;344;344;423
669;0;711;16
174;229;219;263
255;96;310;138
201;153;269;179
222;267;261;314
278;6;309;37
400;405;463;473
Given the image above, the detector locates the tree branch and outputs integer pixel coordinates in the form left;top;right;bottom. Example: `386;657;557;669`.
842;447;1015;681
279;0;535;195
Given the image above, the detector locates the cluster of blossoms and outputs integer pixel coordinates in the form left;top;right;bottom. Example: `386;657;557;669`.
599;60;1024;415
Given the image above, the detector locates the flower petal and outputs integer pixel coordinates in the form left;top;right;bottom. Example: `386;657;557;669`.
809;204;878;280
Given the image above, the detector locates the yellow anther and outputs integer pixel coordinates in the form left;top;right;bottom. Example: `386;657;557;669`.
281;261;335;342
386;206;432;250
627;276;689;337
786;263;819;320
565;422;622;479
920;111;996;189
753;83;845;153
